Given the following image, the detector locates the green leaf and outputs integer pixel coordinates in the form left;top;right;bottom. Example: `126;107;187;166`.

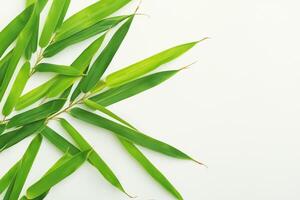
105;40;206;87
24;13;40;60
0;50;14;90
44;15;130;57
90;70;179;106
0;123;6;135
8;99;65;128
84;99;134;129
70;108;195;160
34;63;83;76
26;150;91;199
0;162;19;194
0;1;46;102
81;101;183;199
0;121;45;151
26;0;36;7
17;35;106;110
59;119;128;194
39;0;70;47
4;135;42;200
2;62;31;116
120;139;183;200
56;0;132;41
79;16;134;93
0;5;34;57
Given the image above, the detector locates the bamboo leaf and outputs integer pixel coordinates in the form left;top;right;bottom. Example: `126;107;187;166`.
105;39;207;88
120;139;183;200
59;119;128;194
26;0;36;7
79;16;134;93
24;14;40;60
84;99;134;129
26;150;91;199
2;62;31;116
0;162;19;194
44;15;130;57
4;135;42;200
56;0;132;41
8;99;65;128
34;63;83;76
0;121;45;151
81;101;183;199
0;5;33;57
39;0;70;47
70;108;195;161
90;70;179;106
0;123;6;135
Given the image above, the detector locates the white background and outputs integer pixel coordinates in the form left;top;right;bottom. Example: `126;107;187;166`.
1;0;300;199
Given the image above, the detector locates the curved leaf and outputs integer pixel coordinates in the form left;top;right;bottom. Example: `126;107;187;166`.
70;108;195;160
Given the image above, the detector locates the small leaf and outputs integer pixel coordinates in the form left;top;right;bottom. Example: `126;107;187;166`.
39;0;70;47
0;120;45;151
0;5;33;57
34;63;83;76
44;15;130;57
26;150;91;199
79;16;134;93
105;40;206;87
4;135;42;200
8;99;65;128
56;0;132;41
59;119;127;194
2;62;31;116
70;108;195;160
90;70;179;106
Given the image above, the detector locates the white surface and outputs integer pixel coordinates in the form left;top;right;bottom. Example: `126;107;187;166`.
1;0;300;199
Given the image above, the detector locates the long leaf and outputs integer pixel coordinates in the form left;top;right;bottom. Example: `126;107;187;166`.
56;0;132;41
79;16;134;93
0;162;19;194
26;150;91;199
39;0;70;47
0;5;34;57
44;15;130;57
90;70;179;106
34;63;83;76
59;119;128;195
105;39;207;87
4;135;42;200
2;62;30;116
82;100;183;199
70;108;196;161
0;121;45;151
7;99;65;128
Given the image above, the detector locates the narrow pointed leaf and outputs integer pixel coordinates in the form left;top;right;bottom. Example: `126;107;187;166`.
8;99;65;128
120;139;183;200
0;5;33;57
0;123;6;135
59;119;127;194
70;108;194;160
34;63;83;76
39;0;70;47
105;41;202;87
5;135;42;200
0;162;19;194
91;70;179;106
44;15;130;57
26;150;91;199
80;16;133;93
84;99;134;129
0;121;45;151
2;62;30;116
56;0;132;41
25;14;40;59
